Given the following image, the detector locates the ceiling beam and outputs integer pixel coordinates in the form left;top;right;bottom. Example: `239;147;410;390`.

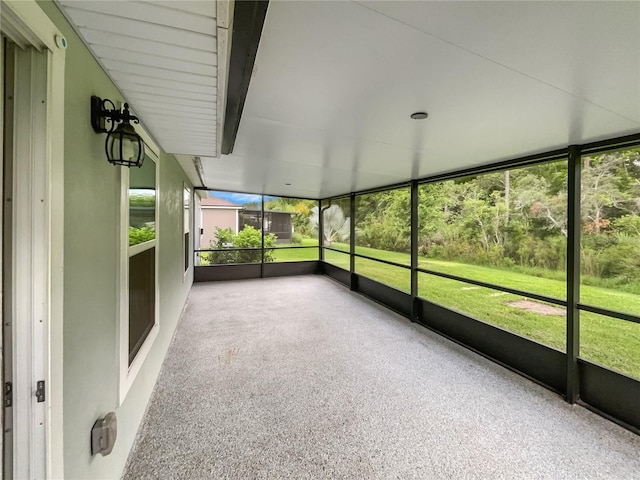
221;0;269;154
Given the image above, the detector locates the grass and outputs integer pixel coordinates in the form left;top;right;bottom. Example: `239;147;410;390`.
271;240;319;262
273;242;640;380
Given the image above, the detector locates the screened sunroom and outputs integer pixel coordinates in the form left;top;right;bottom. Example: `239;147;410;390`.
1;1;639;478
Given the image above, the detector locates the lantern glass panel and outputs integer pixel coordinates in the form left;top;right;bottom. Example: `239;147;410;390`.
106;125;144;166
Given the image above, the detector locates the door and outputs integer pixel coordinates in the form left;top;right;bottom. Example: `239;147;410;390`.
0;2;66;477
1;34;48;480
2;33;14;480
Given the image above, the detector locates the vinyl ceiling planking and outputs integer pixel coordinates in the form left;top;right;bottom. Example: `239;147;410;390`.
88;45;217;74
58;7;215;50
58;0;220;158
124;92;216;110
140;0;216;18
62;1;216;35
109;71;217;95
112;82;217;103
129;100;217;117
148;124;217;134
99;59;216;86
79;30;218;64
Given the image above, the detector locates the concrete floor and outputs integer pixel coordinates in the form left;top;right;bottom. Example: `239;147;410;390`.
124;275;640;479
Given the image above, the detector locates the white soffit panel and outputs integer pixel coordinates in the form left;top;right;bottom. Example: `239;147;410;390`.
57;0;219;159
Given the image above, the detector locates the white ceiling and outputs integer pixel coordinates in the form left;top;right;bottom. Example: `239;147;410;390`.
57;0;225;176
59;1;640;199
200;0;640;199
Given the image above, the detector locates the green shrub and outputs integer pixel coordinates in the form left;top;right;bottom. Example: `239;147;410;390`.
205;226;277;264
235;226;264;263
598;240;640;282
129;226;155;246
207;227;236;264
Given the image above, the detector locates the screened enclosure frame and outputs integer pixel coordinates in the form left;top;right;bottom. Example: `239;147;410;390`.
318;131;640;435
194;193;321;281
195;131;640;435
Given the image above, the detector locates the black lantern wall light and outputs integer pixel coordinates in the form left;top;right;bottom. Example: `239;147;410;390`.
91;96;145;167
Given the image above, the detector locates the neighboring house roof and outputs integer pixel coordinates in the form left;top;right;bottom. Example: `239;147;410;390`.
200;195;243;208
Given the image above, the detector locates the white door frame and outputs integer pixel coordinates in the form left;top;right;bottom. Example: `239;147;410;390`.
12;43;48;480
1;1;65;478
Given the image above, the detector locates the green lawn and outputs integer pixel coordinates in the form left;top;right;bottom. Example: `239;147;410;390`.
273;242;640;380
273;248;319;261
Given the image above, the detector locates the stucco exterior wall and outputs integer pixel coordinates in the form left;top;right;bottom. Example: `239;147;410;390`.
201;207;238;248
37;2;193;478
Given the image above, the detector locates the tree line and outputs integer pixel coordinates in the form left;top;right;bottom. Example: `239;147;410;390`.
354;149;640;289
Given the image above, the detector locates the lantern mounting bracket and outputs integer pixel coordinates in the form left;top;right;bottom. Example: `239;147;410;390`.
91;96;140;134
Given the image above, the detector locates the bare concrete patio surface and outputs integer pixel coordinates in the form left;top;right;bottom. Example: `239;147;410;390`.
124;275;640;479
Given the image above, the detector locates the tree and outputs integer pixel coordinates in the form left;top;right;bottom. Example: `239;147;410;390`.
355;188;411;252
264;197;317;238
513;173;568;237
581;154;627;234
309;204;350;245
298;149;639;282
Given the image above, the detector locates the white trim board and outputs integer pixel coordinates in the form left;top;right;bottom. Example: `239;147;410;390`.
118;138;160;406
0;1;66;478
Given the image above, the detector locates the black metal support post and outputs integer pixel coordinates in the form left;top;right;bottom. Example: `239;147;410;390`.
318;199;324;261
410;180;419;322
260;195;265;278
350;193;356;290
190;189;194;269
566;145;582;403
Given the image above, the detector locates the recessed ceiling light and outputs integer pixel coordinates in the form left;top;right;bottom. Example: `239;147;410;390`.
411;112;428;120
